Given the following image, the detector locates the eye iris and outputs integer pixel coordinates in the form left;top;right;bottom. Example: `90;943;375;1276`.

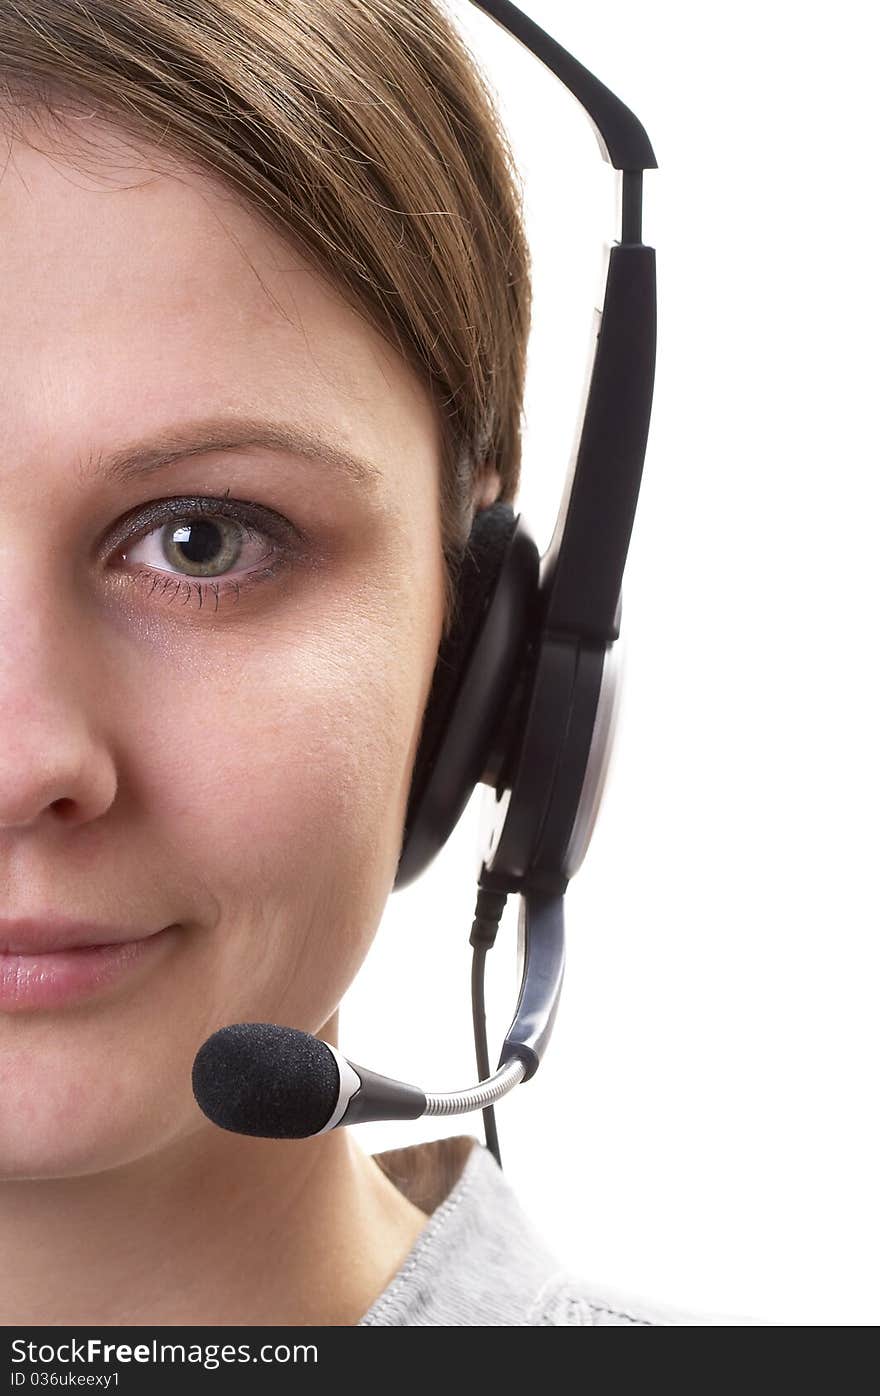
164;518;241;578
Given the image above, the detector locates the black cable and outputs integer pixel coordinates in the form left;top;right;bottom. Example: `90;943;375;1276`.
471;942;501;1167
469;886;508;1170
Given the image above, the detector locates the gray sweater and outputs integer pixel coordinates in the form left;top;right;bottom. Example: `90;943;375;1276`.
359;1134;760;1326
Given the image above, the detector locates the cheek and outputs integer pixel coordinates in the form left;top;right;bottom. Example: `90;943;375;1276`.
121;604;425;1022
153;627;413;877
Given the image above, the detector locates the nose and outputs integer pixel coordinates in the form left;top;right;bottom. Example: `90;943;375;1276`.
0;597;117;831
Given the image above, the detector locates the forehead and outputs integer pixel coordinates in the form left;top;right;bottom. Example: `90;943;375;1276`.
0;114;440;508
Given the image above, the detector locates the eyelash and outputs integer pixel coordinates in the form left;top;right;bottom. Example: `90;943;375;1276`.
111;491;309;615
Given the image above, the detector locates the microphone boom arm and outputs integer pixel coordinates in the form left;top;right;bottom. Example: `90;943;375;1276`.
425;886;564;1114
497;888;565;1082
424;1055;526;1117
356;886;563;1123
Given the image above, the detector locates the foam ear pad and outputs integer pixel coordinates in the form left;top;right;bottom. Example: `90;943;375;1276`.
407;502;518;816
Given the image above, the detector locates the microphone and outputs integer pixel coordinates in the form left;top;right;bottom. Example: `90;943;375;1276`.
192;1023;427;1139
191;887;564;1142
191;1021;527;1140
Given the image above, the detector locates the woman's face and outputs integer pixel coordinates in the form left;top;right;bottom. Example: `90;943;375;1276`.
0;120;447;1178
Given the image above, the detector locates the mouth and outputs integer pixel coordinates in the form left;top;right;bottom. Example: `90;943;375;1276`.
0;924;180;1013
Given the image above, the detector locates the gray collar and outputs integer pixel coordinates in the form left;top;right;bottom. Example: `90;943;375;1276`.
359;1134;566;1326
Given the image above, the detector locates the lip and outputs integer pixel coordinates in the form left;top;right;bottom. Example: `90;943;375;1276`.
0;924;179;1013
0;917;168;954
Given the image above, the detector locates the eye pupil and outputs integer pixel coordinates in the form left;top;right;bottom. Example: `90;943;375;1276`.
166;519;239;574
170;519;218;564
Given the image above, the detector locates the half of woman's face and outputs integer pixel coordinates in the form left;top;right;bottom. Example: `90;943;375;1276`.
0;120;446;1179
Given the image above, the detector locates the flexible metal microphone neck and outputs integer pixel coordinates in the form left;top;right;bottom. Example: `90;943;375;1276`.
423;1057;527;1117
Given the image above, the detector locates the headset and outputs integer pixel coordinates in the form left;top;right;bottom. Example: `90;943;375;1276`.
192;0;658;1169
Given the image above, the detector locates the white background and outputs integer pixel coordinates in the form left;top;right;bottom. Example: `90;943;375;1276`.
343;0;880;1325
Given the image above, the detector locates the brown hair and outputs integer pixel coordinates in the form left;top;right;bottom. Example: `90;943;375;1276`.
0;0;532;638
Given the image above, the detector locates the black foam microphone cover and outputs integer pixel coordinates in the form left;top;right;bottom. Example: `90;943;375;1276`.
192;1022;339;1139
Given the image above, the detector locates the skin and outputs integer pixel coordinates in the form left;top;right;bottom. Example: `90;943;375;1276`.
0;118;501;1325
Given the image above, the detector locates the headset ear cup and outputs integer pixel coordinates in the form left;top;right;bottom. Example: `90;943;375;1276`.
408;502;517;811
395;502;538;889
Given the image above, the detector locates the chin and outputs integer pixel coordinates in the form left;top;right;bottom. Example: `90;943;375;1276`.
0;1088;195;1182
0;1124;143;1182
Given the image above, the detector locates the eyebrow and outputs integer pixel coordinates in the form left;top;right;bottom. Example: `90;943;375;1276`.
77;414;384;491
